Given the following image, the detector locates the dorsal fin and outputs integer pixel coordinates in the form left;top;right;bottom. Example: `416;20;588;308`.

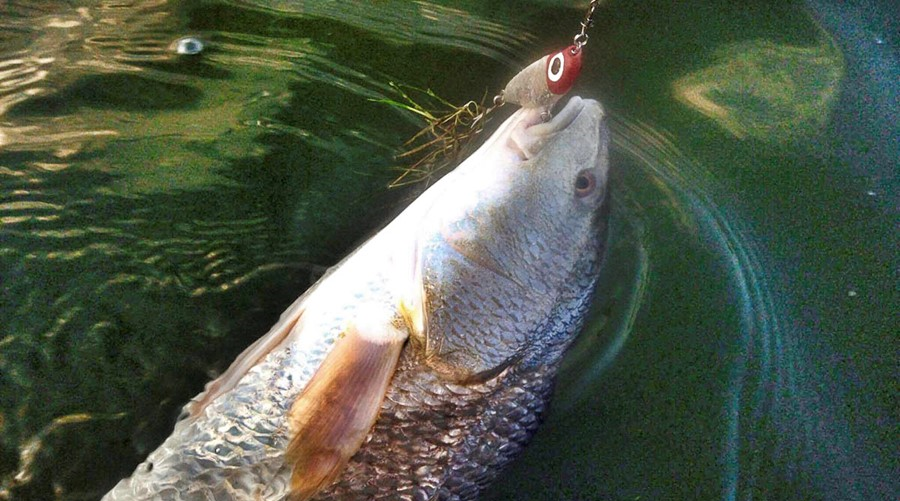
184;304;305;419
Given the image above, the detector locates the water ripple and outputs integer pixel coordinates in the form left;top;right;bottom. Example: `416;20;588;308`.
611;115;789;500
229;0;536;62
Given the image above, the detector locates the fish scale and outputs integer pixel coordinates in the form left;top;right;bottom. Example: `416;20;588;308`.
317;267;602;501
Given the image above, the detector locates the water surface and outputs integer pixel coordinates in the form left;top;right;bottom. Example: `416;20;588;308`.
0;1;895;499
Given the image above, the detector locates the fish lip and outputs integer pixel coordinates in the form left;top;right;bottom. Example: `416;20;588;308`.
503;96;586;160
470;96;588;163
525;95;586;136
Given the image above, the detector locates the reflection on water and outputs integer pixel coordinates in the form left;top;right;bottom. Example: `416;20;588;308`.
674;38;843;142
0;0;895;500
226;0;536;62
0;0;185;153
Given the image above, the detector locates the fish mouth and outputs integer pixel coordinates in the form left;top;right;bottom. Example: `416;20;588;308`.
528;95;585;135
505;96;586;160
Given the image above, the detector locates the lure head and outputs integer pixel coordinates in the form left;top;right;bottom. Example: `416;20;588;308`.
502;45;584;110
546;45;583;95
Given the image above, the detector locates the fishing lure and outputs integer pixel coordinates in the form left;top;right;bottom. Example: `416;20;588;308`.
500;44;584;110
392;0;601;186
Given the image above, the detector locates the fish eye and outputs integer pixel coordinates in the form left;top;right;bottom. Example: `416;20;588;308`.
574;170;596;197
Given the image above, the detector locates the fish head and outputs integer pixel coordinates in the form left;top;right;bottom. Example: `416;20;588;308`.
413;96;610;381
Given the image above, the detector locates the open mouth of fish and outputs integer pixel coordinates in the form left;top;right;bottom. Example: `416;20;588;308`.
482;95;588;161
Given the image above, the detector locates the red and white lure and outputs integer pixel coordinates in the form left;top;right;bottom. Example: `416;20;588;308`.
501;45;584;111
546;45;584;95
500;0;599;112
388;1;599;185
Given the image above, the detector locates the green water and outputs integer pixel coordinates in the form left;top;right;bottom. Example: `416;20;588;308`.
0;1;895;499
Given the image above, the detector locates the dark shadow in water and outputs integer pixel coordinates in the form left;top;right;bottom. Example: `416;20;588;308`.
5;74;203;117
139;58;234;80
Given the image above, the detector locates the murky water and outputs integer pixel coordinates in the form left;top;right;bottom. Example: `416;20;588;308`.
0;1;895;500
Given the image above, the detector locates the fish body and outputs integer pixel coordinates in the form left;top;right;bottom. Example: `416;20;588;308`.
105;95;610;501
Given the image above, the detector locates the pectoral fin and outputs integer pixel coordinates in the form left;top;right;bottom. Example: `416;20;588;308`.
286;315;407;500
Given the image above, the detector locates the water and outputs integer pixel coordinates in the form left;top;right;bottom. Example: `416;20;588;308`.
0;1;895;499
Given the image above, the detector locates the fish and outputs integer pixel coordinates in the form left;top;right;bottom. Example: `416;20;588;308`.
103;92;611;500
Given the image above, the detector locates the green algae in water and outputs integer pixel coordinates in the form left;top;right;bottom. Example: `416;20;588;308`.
673;38;844;143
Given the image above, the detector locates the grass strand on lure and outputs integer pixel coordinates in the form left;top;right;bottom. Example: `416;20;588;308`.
371;83;497;188
379;0;600;187
379;45;584;188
